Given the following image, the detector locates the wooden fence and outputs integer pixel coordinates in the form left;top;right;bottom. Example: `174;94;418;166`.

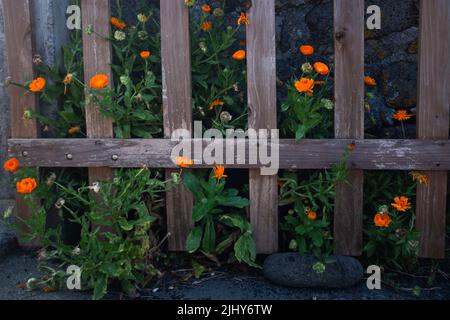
3;0;449;258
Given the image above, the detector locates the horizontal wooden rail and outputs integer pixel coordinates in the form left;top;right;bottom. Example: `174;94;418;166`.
9;138;450;170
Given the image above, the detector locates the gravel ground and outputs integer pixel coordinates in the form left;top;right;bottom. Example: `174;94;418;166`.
0;249;449;301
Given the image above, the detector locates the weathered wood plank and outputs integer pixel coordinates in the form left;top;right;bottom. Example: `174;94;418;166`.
247;0;278;254
9;138;450;170
160;0;193;251
3;0;39;245
81;0;114;189
415;0;450;259
333;0;365;256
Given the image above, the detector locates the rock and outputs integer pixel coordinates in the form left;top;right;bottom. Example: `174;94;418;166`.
263;253;363;289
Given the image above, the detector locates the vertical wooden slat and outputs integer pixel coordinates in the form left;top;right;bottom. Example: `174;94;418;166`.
81;0;114;189
160;0;193;251
247;0;278;254
416;0;450;259
333;0;365;256
3;0;39;245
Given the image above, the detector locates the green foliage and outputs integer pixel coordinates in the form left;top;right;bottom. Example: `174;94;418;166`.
183;170;258;267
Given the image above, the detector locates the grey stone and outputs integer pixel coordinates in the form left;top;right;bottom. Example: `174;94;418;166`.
263;253;364;289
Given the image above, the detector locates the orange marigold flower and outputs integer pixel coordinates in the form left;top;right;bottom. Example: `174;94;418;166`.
29;77;46;92
16;178;38;194
63;73;73;85
313;62;329;75
201;21;213;32
110;17;126;30
201;4;211;12
410;171;428;185
3;158;20;173
374;212;391;228
347;143;355;151
68;126;80;135
237;12;249;26
307;210;317;221
294;78;315;93
213;165;227;180
393;109;413;121
140;51;151;59
391;196;411;212
299;45;314;56
232;50;246;61
364;76;377;86
89;74;109;90
209;99;224;110
176;156;193;168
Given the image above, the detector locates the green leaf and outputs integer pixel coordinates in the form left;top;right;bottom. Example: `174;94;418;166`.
192;260;205;279
234;232;259;268
217;196;249;208
93;275;108;300
311;232;323;247
186;226;203;253
201;217;216;253
295;125;306;140
183;172;204;198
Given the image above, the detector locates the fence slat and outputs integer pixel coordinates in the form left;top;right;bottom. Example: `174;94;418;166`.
333;0;365;256
160;0;193;251
415;0;450;259
2;0;39;245
247;0;278;254
81;0;114;191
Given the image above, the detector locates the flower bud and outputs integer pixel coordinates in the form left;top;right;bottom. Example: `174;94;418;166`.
220;111;232;124
114;30;126;41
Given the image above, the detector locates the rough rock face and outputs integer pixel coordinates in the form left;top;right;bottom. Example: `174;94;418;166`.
263;253;364;288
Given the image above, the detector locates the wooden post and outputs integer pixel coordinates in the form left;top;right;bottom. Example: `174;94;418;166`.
415;0;450;259
247;0;278;254
2;0;39;245
81;0;114;189
160;0;194;251
333;0;365;256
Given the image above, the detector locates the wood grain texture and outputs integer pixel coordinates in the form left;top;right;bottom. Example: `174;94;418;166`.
81;0;114;187
160;0;193;251
333;0;365;256
247;0;278;254
10;138;450;170
3;0;39;245
415;0;450;259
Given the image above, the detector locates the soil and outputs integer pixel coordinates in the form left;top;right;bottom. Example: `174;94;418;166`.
0;249;449;300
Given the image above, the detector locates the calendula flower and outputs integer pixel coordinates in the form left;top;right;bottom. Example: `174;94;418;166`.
299;45;314;56
23;109;33;120
201;21;213;32
313;62;330;75
3;158;20;173
409;171;428;185
55;198;65;209
184;0;196;8
137;13;149;23
301;63;313;73
176;156;193;168
114;30;126;41
110;17;126;30
312;262;326;274
347;143;355;151
220;111;232;124
16;178;38;194
391;196;411;212
374;212;391;227
237;12;249;26
140;51;151;59
201;5;211;13
393;110;413;121
232;50;246;61
294;78;314;93
307;210;317;221
213;165;227;180
63;73;73;95
29;77;46;92
364;76;377;86
89;74;109;89
68;126;80;135
209;99;224;110
321;99;334;110
88;182;101;193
